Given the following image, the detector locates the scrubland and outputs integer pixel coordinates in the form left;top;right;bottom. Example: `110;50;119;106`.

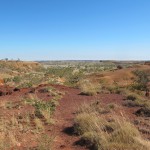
0;60;149;150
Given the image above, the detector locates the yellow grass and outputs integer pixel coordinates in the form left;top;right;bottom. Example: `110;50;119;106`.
79;79;99;96
74;102;150;150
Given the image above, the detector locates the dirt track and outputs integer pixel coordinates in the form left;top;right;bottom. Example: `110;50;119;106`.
50;85;139;150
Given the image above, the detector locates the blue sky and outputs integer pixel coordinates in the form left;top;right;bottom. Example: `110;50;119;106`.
0;0;150;60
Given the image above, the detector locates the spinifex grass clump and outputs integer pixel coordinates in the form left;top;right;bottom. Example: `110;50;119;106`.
36;134;55;150
79;80;99;96
74;102;150;150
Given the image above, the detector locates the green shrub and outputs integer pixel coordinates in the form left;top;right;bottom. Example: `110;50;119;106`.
133;70;149;90
127;95;137;101
13;76;21;83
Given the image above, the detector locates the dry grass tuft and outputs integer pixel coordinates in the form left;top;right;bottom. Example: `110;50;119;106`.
79;80;99;96
74;102;150;150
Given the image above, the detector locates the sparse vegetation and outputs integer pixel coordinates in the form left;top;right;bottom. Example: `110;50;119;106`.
0;60;150;149
0;84;61;149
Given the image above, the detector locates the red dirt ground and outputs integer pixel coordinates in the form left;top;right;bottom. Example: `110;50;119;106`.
0;84;149;150
50;85;149;150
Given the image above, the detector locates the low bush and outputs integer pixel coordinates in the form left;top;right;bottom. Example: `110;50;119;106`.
117;65;123;69
127;95;137;101
135;107;150;117
107;86;122;94
132;70;149;91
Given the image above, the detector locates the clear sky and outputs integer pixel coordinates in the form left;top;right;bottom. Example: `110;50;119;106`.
0;0;150;60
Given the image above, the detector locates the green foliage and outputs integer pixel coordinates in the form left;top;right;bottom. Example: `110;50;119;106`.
18;82;33;88
65;72;84;87
24;96;59;119
3;78;12;83
46;67;73;78
133;70;149;90
13;76;21;83
46;67;84;87
24;87;61;127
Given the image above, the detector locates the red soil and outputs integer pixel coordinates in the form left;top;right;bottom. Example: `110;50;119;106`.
0;84;149;150
50;85;145;150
